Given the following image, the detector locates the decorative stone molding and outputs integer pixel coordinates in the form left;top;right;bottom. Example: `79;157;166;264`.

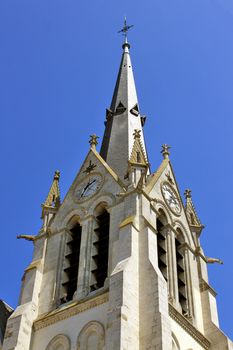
199;279;217;297
77;321;105;350
60;208;87;229
171;240;196;257
169;303;211;349
153;199;173;224
172;333;180;350
34;292;109;331
173;220;192;246
87;193;116;215
46;334;70;350
145;158;169;193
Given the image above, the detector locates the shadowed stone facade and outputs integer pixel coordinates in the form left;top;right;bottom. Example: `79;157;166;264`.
0;301;13;350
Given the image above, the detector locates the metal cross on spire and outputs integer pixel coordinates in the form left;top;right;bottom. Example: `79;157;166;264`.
118;17;134;40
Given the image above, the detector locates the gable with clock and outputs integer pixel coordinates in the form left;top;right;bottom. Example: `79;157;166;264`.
2;32;232;350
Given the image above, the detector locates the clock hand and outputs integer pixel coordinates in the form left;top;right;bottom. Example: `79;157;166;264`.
81;179;97;197
88;179;96;187
80;180;91;197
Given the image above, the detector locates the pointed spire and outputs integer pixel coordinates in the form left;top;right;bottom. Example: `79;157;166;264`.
184;189;204;234
43;170;61;208
100;33;148;181
109;38;138;114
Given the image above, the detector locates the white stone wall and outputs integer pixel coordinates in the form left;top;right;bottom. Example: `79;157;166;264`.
171;318;205;350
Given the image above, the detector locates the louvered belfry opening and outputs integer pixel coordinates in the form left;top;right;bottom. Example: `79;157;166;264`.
175;237;188;315
156;218;168;281
61;223;82;303
90;210;110;292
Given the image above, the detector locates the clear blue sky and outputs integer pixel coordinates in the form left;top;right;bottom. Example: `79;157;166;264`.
0;0;232;339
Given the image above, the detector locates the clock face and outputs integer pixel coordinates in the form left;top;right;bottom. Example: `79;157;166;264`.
76;174;102;200
161;182;181;215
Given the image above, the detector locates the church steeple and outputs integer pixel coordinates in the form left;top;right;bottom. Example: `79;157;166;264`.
100;37;148;181
3;24;232;350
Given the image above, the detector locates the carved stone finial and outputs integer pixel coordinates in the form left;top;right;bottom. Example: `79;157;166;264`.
133;129;141;139
54;170;60;181
89;134;99;149
184;189;192;199
161;144;171;159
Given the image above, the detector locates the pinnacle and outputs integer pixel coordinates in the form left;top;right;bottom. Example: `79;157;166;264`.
129;129;148;166
184;188;203;228
43;170;61;208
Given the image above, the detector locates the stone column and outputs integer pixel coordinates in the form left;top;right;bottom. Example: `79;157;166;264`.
53;229;68;306
183;245;194;320
77;216;95;299
166;228;179;306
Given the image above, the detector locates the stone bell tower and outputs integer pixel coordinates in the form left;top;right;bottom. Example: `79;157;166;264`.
2;25;233;350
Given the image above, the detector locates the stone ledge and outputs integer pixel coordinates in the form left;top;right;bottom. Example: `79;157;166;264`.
33;292;109;331
199;279;217;297
169;303;211;349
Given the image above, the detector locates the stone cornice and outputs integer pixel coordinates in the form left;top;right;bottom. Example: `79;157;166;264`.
33;292;109;331
119;215;139;231
169;303;211;349
25;259;42;272
199;279;217;297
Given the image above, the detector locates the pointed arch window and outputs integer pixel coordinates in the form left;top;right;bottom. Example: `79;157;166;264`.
90;208;110;292
61;222;82;303
156;214;168;281
175;231;188;316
